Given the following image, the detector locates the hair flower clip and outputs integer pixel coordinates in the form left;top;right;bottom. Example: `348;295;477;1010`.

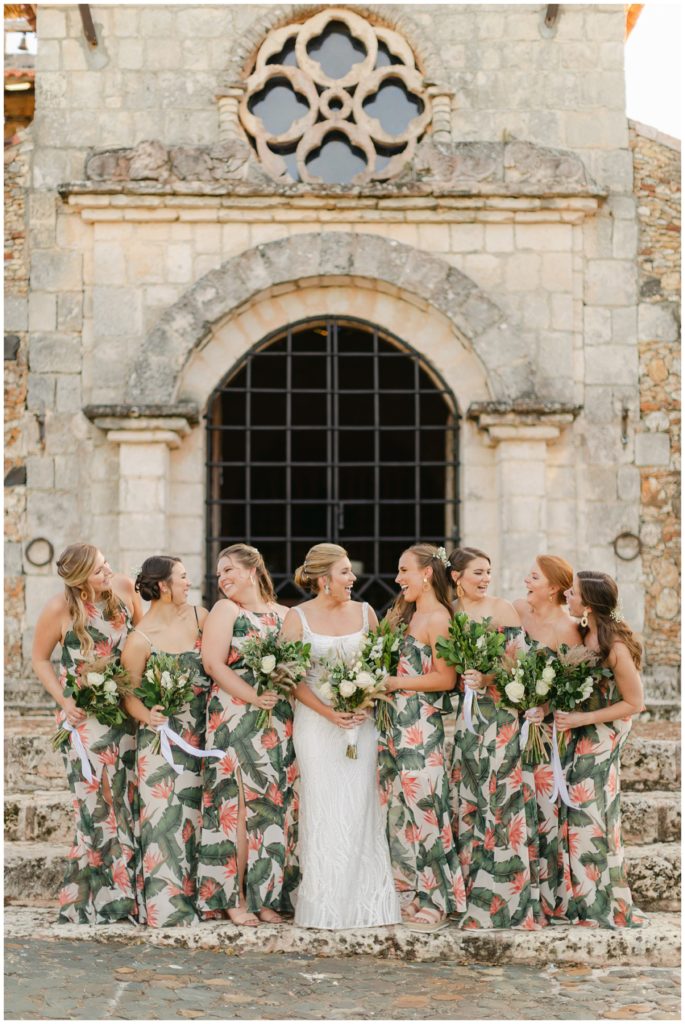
610;600;624;623
436;546;450;568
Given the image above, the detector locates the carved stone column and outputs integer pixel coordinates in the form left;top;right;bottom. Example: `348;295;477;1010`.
84;405;198;577
468;403;580;595
426;86;454;147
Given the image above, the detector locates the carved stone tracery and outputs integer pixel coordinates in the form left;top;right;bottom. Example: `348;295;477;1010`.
239;7;432;185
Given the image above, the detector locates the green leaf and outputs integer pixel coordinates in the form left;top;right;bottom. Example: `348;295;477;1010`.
200;840;235;865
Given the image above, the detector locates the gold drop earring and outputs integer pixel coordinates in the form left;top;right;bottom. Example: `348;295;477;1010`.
456;580;465;599
580;608;589;628
324;578;331;595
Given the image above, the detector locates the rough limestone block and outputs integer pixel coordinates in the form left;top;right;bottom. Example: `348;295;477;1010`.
625;843;681;912
28;335;82;374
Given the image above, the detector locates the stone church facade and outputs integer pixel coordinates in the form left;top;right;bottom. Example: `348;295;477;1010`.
4;4;680;698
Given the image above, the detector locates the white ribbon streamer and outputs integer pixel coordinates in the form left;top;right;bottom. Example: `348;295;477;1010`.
65;721;94;783
519;717;530;749
156;722;226;775
550;722;579;809
463;686;478;734
345;724;360;759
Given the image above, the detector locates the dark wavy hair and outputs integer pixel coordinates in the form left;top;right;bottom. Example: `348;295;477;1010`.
386;544;454;628
577;571;642;668
135;556;181;602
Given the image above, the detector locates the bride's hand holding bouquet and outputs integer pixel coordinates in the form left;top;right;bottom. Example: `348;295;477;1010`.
319;653;392;759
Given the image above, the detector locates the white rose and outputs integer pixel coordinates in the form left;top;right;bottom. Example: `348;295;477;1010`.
535;679;551;697
160;670;173;690
505;681;525;703
580;678;594;700
103;679;118;695
475;635;486;650
355;670;376;690
318;682;333;701
339;680;357;698
87;672;105;687
542;665;556;684
260;654;277;675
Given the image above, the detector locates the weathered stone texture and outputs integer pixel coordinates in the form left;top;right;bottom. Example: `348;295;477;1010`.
631;121;681;671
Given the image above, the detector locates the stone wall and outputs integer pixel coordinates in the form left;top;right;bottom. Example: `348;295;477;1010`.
631;120;681;688
9;4;650;681
4;132;31;678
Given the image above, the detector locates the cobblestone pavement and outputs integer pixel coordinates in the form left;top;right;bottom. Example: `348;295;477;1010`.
4;939;681;1020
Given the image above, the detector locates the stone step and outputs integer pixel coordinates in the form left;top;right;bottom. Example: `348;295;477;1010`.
4;840;680;912
5;788;679;848
2;905;680;967
621;791;681;845
5;790;74;844
5;717;680;792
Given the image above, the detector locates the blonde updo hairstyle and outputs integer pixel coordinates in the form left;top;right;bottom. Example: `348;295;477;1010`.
294;543;348;594
218;543;276;604
56;542;120;657
386;543;454;628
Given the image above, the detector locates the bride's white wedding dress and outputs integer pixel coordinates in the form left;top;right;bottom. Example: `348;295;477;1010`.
292;602;401;930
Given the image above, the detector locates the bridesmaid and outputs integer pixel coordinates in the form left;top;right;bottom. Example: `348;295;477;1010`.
513;555;581;920
31;543;141;923
379;543;465;933
448;546;545;929
121;556;209;927
555;571;646;927
196;544;295;926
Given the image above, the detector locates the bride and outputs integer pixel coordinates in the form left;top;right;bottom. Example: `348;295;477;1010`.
280;543;401;930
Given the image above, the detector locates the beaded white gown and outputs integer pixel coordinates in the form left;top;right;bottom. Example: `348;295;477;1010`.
292;603;401;930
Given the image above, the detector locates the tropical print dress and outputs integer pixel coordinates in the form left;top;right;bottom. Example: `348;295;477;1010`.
378;634;466;916
134;630;210;927
57;598;137;924
552;675;647;928
449;627;546;929
197;608;298;917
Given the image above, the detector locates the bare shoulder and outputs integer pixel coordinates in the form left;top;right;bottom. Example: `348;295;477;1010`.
112;573;135;599
607;639;635;670
123;627;152;655
274;602;290;620
207;598;240;623
492;598;521;628
281;606;303;639
428;606;452;632
195;605;209;628
512;598;529;616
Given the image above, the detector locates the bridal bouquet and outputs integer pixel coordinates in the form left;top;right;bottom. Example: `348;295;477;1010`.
53;655;132;751
319;652;392;759
435;613;508;733
547;645;609;755
493;641;553;763
359;619;407;735
240;629;311;729
134;653;225;771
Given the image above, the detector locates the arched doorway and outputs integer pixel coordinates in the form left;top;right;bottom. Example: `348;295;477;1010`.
205;317;460;610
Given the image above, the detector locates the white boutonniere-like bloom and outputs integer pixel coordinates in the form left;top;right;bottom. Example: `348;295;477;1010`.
87;672;105;687
319;682;334;701
160;670;173;691
580;677;594;700
260;654;277;675
103;679;118;695
339;680;357;698
355;670;376;690
505;680;525;703
535;679;551;697
541;665;556;684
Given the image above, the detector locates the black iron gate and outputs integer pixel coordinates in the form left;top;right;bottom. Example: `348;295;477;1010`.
205;317;460;610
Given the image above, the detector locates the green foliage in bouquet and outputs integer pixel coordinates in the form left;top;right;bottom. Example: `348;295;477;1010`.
547;644;612;754
53;655;132;750
360;619;407;735
240;629;311;729
134;652;197;717
493;641;553;763
435;613;507;674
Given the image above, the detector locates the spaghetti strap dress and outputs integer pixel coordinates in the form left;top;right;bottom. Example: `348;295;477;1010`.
292;602;401;929
57;597;137;924
197;607;299;917
133;611;209;926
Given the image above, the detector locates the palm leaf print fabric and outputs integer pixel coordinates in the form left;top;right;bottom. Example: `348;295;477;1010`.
552;676;647;928
197;610;299;916
57;600;137;924
378;635;466;916
134;646;209;927
449;627;546;929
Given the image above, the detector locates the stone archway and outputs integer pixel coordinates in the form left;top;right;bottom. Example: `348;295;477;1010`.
129;232;533;406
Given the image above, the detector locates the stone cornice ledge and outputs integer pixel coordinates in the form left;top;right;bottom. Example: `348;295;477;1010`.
83;403;199;445
467;400;582;444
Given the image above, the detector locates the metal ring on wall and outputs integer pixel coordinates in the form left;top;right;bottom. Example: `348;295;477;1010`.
25;537;55;567
612;532;641;562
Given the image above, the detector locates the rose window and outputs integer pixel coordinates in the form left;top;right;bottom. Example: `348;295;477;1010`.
239;8;431;185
